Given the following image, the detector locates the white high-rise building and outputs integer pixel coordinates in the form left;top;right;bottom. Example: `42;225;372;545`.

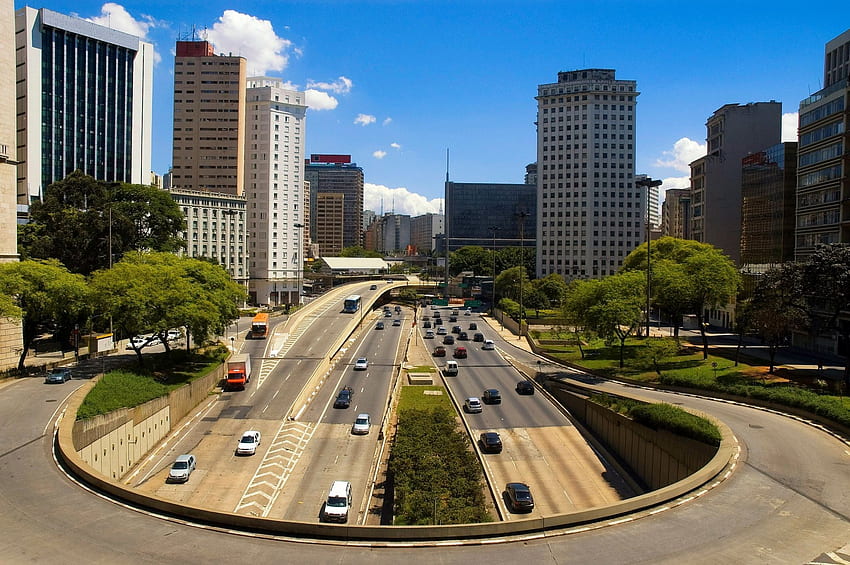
245;77;307;306
535;69;642;280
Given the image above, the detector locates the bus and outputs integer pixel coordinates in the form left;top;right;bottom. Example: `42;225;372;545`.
250;312;269;339
343;295;361;313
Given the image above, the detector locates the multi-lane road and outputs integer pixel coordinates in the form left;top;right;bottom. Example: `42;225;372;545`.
1;281;849;563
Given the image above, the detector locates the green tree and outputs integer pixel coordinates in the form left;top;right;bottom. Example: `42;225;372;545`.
564;271;645;368
339;246;382;258
449;246;490;276
497;246;536;281
495;266;530;303
533;273;568;308
524;287;549;317
21;171;185;275
634;338;680;376
740;263;808;373
0;260;89;370
622;237;740;359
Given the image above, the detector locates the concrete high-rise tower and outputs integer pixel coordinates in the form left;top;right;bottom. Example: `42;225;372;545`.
245;77;307;306
305;155;364;253
535;69;641;280
15;7;153;204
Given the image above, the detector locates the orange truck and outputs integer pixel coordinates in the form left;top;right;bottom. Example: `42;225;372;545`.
251;312;269;339
225;354;252;390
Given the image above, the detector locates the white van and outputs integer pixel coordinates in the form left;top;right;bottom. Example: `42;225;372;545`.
444;360;459;376
322;480;352;523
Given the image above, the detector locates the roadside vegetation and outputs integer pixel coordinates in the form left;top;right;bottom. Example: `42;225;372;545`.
389;385;492;525
77;345;228;420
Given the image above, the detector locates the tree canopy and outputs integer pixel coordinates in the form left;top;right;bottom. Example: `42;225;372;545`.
339;246;382;258
20;171;185;275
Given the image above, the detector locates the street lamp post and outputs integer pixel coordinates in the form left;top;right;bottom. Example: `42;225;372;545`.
516;211;528;338
489;226;499;313
635;177;662;338
294;223;305;306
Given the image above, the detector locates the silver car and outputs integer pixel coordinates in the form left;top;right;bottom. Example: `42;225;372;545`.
352;413;371;435
167;454;196;483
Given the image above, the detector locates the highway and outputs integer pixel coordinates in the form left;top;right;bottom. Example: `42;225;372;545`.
0;284;848;562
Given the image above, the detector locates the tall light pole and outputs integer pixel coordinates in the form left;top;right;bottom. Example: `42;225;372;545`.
489;226;500;313
516;211;528;337
294;223;304;306
635;177;662;338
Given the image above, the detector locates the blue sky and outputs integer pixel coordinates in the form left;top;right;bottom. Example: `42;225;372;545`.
33;1;850;215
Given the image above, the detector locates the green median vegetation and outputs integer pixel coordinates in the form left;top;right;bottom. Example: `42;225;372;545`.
389;385;492;525
77;346;228;420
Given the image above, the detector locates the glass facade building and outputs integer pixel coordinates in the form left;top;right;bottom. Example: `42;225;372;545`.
445;181;536;251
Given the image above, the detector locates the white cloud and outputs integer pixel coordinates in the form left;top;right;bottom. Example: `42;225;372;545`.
390;142;401;150
355;114;377;126
383;117;392;126
206;10;291;75
86;3;161;64
306;76;352;94
654;137;707;173
373;150;387;159
782;112;798;142
305;89;338;111
364;183;443;216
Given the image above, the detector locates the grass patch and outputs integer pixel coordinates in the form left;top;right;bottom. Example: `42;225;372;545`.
397;385;452;413
406;365;436;373
77;346;228;420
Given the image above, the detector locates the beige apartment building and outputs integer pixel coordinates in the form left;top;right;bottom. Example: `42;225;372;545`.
315;192;345;257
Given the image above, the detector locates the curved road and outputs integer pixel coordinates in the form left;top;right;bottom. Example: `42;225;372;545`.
2;335;849;562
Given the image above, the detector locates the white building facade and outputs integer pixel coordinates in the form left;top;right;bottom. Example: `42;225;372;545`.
245;77;307;306
535;68;642;280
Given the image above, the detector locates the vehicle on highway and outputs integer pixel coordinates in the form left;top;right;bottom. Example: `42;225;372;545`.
451;325;461;334
473;332;484;342
479;432;502;453
166;329;182;342
343;295;362;313
454;346;467;358
483;388;501;404
468;322;478;330
443;335;455;345
505;482;534;512
250;312;269;339
449;316;458;323
451;310;459;316
352;414;371;435
423;320;432;328
482;339;496;350
394;305;401;313
236;431;261;456
458;331;469;341
375;321;384;330
45;367;72;384
436;326;447;335
433;345;446;357
370;284;378;290
464;309;472;316
392;318;401;326
322;480;352;523
516;381;535;395
354;358;369;370
424;329;435;339
125;335;158;350
334;386;354;408
384;310;393;318
444;360;459;376
167;454;196;483
225;354;252;390
464;397;482;413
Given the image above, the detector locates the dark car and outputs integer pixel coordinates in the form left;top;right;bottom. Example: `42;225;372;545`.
370;284;378;290
45;367;72;384
453;346;467;358
473;332;485;342
516;381;534;395
479;432;503;453
482;388;501;404
457;331;469;341
423;320;432;328
443;335;455;345
449;316;458;323
334;386;354;409
392;319;402;326
505;482;534;512
375;321;385;330
451;325;462;334
433;345;447;357
468;322;478;330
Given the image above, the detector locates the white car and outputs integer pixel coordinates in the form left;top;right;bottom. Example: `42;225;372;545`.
436;326;448;335
167;454;196;483
125;335;157;350
464;397;483;413
354;357;369;370
167;329;182;341
236;431;261;455
424;329;435;339
352;413;371;435
482;339;496;350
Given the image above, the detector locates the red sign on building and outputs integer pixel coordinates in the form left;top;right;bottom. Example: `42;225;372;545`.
310;154;351;164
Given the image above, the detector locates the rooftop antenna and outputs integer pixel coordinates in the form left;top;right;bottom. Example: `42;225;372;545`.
445;148;450;182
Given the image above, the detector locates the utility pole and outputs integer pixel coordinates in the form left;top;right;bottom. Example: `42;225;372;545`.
636;177;662;338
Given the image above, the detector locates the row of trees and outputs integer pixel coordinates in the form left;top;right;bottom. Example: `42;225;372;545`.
0;253;246;371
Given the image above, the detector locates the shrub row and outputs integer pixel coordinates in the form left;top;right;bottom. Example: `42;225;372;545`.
388;405;491;525
590;393;722;446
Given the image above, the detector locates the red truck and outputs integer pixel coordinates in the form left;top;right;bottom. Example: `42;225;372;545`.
226;354;252;390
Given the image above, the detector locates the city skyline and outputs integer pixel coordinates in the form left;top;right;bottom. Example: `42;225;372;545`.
33;0;850;215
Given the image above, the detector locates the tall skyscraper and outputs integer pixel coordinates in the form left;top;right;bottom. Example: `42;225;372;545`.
305;155;364;252
245;77;306;306
661;188;691;239
15;7;153;204
535;69;641;280
690;102;781;265
315;192;345;256
171;40;246;195
410;213;444;254
796;28;850;259
445;181;536;251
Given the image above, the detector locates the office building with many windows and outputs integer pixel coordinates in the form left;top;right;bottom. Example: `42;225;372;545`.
535;68;641;280
305;155;363;252
245;77;306;306
15;7;153;204
445;181;535;251
661;188;691;239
